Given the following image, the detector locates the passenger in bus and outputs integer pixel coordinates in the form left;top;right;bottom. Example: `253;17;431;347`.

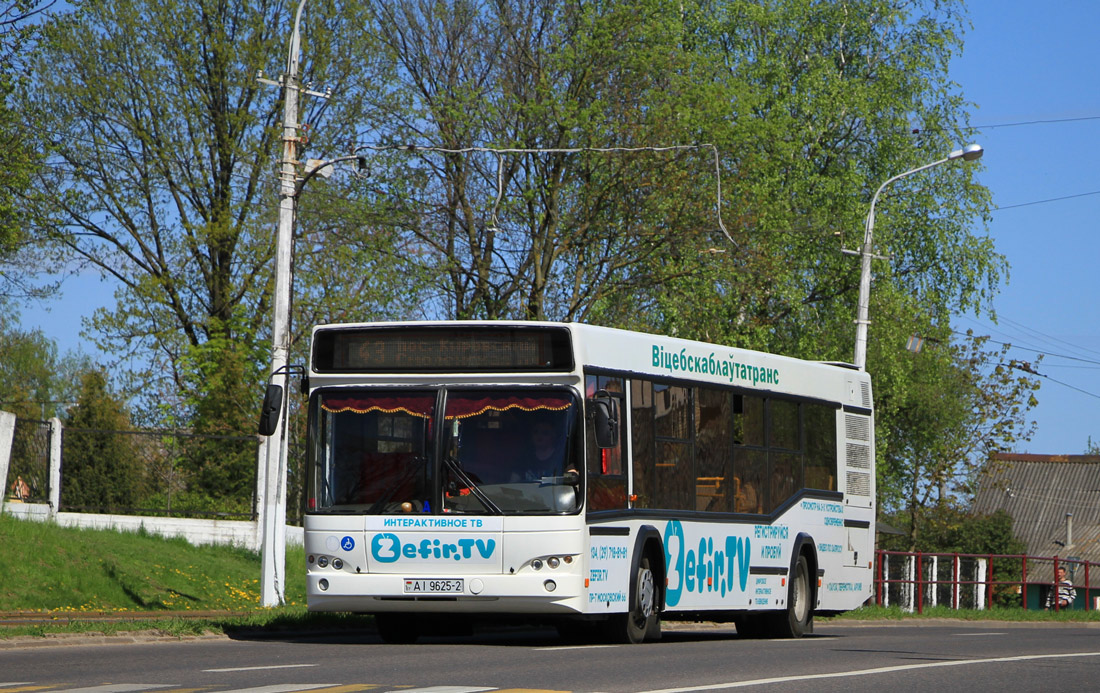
736;480;762;514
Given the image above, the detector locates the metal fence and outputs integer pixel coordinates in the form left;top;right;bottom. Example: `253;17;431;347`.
59;427;261;520
876;550;1100;613
7;418;51;503
4;414;309;525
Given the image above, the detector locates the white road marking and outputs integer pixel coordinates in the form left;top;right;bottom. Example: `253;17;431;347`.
536;645;620;651
209;686;338;693
202;665;319;673
53;686;176;693
634;650;1100;691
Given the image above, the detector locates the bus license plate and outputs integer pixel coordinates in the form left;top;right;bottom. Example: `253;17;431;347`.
404;578;463;594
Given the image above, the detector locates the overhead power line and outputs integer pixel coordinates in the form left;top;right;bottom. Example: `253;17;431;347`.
975;114;1100;129
951;327;1100;400
994;189;1100;212
952;328;1100;368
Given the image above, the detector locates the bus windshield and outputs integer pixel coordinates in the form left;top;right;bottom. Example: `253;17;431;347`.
312;391;436;513
442;390;581;514
309;388;581;515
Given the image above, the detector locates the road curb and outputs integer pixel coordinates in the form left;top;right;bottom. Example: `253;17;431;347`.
0;631;229;650
817;618;1100;629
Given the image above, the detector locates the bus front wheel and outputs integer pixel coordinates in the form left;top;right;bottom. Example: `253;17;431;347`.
607;555;660;643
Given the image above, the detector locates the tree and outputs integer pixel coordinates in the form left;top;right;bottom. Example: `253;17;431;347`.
0;307;93;419
879;506;1026;556
878;505;1027;606
581;1;1024;520
304;0;720;323
20;0;1035;525
60;369;140;511
176;315;265;501
875;326;1040;546
0;315;59;419
0;0;54;298
608;1;999;353
19;0;387;427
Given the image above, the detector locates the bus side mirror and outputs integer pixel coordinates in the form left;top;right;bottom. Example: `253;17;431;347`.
258;383;284;436
590;391;619;448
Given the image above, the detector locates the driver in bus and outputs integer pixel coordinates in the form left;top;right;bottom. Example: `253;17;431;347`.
513;416;566;482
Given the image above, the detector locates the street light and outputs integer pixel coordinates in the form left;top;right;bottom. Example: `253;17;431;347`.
255;0;313;608
852;143;984;371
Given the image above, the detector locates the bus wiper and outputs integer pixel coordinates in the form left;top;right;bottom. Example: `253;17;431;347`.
443;455;502;515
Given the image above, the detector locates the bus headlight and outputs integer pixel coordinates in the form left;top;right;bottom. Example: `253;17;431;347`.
317;556;329;568
532;559;543;571
547;557;560;569
544;579;557;592
318;578;329;591
333;558;344;570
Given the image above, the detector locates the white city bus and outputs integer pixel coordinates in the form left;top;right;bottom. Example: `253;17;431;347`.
296;321;874;643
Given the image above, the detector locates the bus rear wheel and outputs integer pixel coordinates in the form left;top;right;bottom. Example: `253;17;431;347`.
606;555;660;644
773;554;812;638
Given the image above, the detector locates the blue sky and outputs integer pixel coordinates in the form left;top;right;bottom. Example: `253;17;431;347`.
21;1;1099;453
948;0;1100;453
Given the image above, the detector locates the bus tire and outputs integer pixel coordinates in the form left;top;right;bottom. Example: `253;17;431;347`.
607;555;659;644
774;553;812;638
375;613;420;644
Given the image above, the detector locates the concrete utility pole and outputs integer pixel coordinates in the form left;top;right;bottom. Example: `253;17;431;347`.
851;144;983;371
256;0;309;608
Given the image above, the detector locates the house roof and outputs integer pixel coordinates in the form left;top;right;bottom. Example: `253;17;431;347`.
972;453;1100;578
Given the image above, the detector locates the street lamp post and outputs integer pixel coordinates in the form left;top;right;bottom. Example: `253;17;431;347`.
852;143;984;371
256;0;312;608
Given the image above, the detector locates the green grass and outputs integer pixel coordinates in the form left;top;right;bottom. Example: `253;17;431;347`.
828;604;1100;622
0;512;307;611
0;512;325;637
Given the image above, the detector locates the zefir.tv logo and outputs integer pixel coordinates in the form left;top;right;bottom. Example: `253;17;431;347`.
370;533;497;563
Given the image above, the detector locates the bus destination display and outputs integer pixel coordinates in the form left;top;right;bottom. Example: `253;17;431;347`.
313;326;574;372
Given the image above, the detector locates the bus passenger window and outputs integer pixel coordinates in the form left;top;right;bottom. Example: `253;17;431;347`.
654;384;692;510
770;452;801;511
734;395;765;446
769;399;800;451
631;379;655;508
735;448;767;514
805;403;838;490
695;387;732;512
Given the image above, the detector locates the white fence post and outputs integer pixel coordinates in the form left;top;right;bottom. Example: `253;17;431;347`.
952;556;959;609
48;417;62;516
0;411;16;515
882;553;890;608
977;557;988;609
904;555;915;612
928;556;938;608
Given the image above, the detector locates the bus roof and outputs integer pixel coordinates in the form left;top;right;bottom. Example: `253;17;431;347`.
309;320;871;408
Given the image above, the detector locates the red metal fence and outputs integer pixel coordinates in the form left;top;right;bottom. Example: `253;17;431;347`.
875;550;1100;613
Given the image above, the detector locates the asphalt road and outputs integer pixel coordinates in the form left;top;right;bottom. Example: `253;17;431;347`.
3;620;1099;692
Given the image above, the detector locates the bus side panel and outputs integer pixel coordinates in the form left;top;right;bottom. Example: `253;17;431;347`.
659;519;758;612
649;504;872;615
585;527;633;614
